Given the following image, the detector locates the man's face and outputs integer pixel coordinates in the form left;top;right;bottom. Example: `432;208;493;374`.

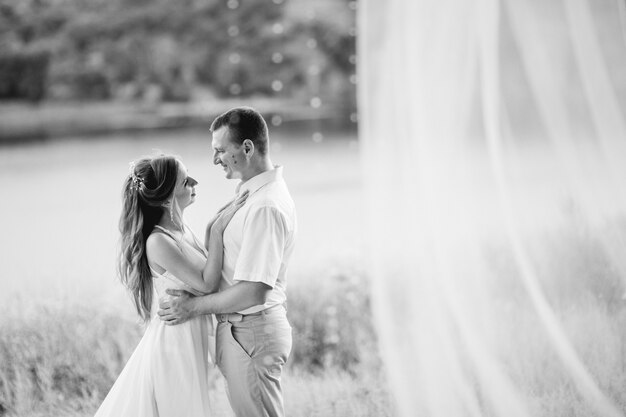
212;126;246;180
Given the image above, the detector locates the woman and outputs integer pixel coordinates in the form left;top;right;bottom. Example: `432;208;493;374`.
94;154;246;416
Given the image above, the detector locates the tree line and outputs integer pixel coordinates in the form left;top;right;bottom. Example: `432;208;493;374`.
0;0;356;113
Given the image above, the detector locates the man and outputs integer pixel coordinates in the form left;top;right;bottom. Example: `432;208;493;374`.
158;107;297;417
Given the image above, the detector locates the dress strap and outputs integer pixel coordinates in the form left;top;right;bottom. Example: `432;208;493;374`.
151;225;185;256
153;224;176;239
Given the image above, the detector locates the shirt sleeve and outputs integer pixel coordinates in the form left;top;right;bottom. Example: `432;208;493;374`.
232;205;286;287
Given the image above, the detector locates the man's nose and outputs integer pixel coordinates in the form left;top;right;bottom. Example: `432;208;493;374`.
212;152;220;165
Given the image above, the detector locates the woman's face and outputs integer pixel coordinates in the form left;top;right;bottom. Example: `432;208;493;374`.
174;161;198;209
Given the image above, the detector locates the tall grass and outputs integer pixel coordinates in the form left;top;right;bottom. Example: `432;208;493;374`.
487;215;626;416
0;218;625;416
0;304;143;416
0;268;389;417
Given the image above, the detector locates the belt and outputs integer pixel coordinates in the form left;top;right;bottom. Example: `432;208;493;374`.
216;304;284;323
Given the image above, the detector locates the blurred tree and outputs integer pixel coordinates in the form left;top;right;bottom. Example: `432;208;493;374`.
0;0;357;111
0;51;49;102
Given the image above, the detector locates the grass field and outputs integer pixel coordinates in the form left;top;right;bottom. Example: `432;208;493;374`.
0;268;392;417
1;124;625;416
1;225;624;417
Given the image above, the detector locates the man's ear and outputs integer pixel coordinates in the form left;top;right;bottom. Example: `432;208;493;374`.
242;139;255;159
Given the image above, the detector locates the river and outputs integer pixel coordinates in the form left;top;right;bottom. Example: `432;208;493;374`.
0;125;363;313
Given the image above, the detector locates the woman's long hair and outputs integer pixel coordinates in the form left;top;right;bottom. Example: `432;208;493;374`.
118;154;179;321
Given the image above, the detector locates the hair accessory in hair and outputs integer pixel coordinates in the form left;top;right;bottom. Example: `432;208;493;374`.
128;161;144;191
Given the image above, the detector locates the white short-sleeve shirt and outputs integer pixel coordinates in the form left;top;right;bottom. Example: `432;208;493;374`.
220;166;297;314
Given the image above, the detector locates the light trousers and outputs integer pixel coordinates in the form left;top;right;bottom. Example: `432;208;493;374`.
216;306;292;417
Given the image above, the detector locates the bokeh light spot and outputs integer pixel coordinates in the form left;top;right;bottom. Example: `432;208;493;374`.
308;65;320;76
272;23;284;35
228;25;239;37
271;115;283;126
229;83;241;95
271;80;283;92
312;132;324;143
229;53;241;64
310;96;322;108
306;38;317;49
271;52;284;64
227;0;239;9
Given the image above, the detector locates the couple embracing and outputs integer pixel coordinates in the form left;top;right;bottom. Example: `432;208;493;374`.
94;107;297;417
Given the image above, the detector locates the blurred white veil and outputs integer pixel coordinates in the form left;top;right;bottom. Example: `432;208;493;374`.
358;0;626;416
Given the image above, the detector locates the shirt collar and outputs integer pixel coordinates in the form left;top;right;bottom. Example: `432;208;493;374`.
235;165;283;196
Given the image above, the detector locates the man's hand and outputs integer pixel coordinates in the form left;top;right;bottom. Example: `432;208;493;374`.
157;289;196;326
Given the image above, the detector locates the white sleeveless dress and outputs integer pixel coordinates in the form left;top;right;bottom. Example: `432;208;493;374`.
94;226;215;417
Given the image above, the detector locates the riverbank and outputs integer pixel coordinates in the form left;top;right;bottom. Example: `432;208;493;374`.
0;98;345;144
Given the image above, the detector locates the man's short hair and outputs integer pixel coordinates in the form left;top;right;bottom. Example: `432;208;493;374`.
210;107;269;155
